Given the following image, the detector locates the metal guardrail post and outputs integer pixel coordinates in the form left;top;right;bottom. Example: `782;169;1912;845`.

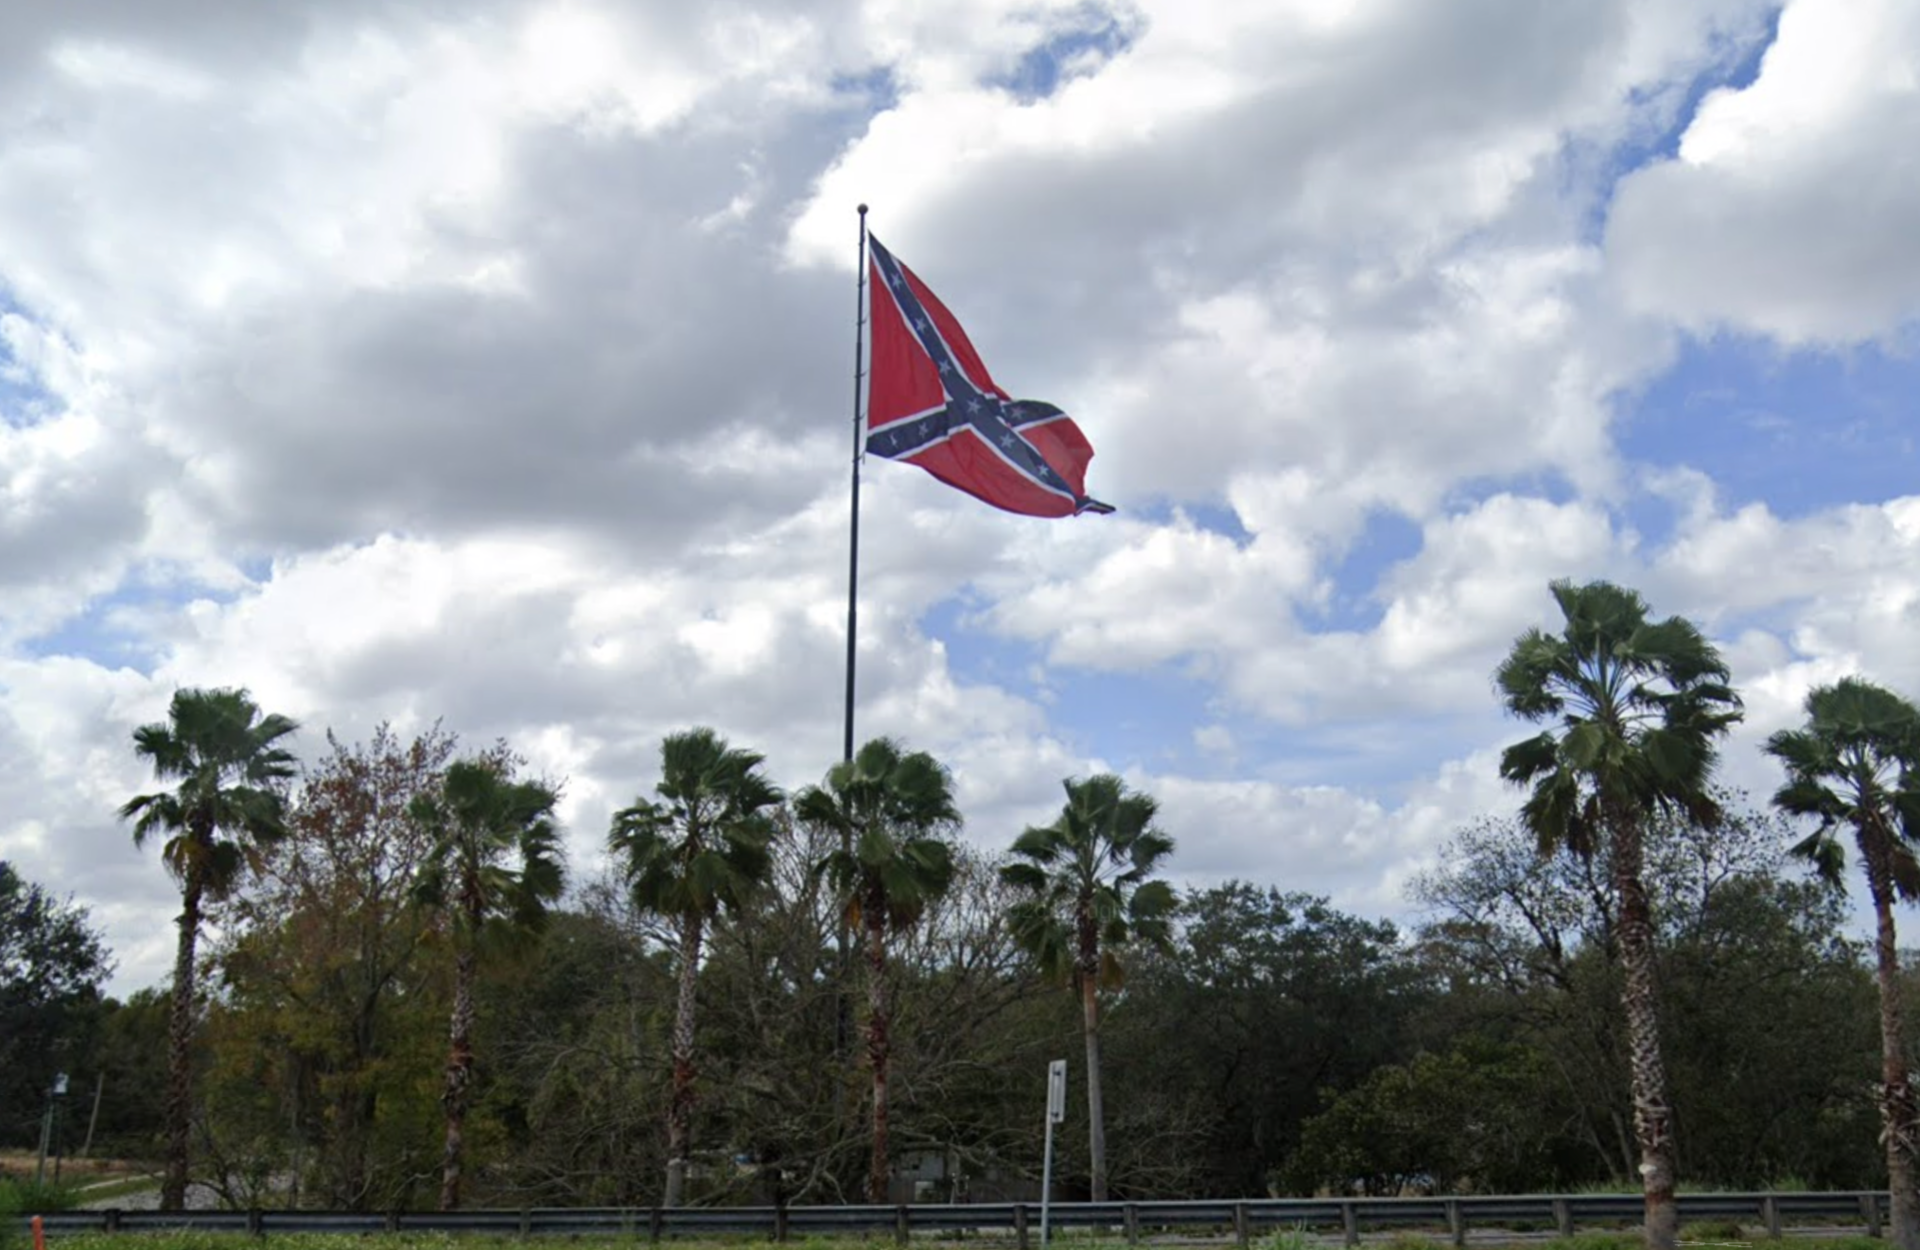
648;1207;664;1244
384;1210;400;1233
103;1210;122;1234
246;1209;264;1238
1233;1202;1250;1250
1446;1199;1465;1248
1124;1203;1139;1246
1552;1197;1572;1238
1862;1193;1883;1239
894;1204;909;1245
774;1204;789;1243
1014;1203;1030;1250
1762;1195;1780;1238
1341;1201;1359;1248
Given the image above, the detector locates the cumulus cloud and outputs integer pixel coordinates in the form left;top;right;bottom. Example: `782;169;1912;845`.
1608;0;1920;343
1;0;1913;993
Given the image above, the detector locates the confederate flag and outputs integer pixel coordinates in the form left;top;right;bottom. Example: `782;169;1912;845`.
864;236;1114;518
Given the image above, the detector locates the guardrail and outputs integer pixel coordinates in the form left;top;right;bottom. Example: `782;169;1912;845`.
15;1191;1894;1244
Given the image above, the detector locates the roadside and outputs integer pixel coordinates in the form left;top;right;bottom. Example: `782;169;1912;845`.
0;1152;163;1211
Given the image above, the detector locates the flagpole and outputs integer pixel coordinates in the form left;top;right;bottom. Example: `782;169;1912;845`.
835;205;869;1064
844;204;868;764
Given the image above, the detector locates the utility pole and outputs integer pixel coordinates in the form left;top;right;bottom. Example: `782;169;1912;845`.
81;1072;105;1158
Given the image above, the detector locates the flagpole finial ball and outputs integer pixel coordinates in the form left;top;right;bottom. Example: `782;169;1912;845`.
858;203;868;216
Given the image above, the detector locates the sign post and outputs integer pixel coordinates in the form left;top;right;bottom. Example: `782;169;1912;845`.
35;1072;67;1186
1041;1059;1067;1250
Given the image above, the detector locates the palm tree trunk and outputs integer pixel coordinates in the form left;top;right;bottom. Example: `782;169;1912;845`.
865;909;891;1205
1076;902;1109;1203
1611;821;1678;1250
664;913;704;1207
1866;843;1920;1250
439;946;477;1211
836;827;854;1059
1081;974;1108;1202
161;874;203;1212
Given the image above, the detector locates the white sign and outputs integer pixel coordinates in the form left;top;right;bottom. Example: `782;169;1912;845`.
1041;1058;1068;1250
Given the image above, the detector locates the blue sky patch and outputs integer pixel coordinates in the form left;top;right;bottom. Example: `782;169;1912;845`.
21;575;246;675
1035;663;1224;772
1121;499;1253;546
920;595;1037;690
1573;6;1782;243
923;595;1231;773
989;7;1139;103
1620;334;1920;520
0;299;61;430
831;66;901;116
1310;510;1425;632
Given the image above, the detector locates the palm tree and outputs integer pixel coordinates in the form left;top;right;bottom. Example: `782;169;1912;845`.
408;759;565;1210
608;727;783;1207
793;737;959;1204
1001;774;1176;1201
1495;579;1741;1250
1766;677;1920;1250
120;686;299;1212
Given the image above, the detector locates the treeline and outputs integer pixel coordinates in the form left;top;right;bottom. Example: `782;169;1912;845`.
2;578;1918;1240
2;769;1897;1205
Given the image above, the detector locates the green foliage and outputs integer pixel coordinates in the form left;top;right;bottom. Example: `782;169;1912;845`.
409;760;566;939
1495;579;1743;857
1113;883;1425;1197
1410;807;1879;1191
0;1175;81;1214
45;676;1920;1205
1765;676;1920;896
472;891;673;1204
120;685;302;1209
0;863;110;1148
795;737;960;934
83;989;170;1157
1001;774;1177;989
208;725;463;1209
121;687;301;898
1287;1040;1560;1194
608;727;783;927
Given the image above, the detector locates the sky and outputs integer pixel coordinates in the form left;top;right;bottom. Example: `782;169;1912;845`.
2;0;1918;997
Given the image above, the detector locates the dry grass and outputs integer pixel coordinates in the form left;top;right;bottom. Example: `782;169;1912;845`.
0;1153;151;1184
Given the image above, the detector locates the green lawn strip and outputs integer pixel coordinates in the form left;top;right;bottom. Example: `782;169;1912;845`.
15;1236;1901;1250
64;1177;162;1205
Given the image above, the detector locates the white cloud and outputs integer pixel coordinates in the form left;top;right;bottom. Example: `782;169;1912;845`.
3;0;1915;996
1608;0;1920;343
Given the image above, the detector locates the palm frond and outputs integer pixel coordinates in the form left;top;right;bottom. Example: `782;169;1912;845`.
1002;772;1177;993
1766;677;1920;908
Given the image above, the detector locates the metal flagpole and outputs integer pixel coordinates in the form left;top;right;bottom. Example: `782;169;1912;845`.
844;203;868;765
836;204;870;1062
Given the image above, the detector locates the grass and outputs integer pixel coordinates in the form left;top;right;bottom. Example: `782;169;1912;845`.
0;1156;147;1185
0;1177;82;1214
0;1177;81;1250
66;1175;162;1205
8;1236;1905;1250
